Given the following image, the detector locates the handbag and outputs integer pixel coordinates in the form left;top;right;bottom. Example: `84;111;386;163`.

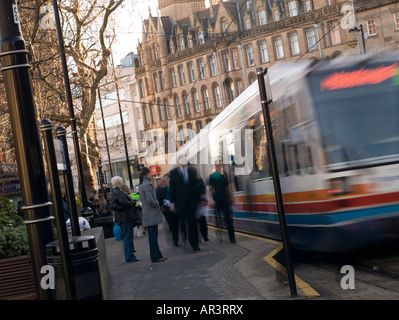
113;223;123;241
110;196;123;211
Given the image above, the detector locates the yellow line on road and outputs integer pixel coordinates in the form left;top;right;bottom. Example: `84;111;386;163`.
263;244;320;298
209;225;320;298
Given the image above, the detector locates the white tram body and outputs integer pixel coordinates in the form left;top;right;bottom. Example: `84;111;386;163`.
170;52;399;252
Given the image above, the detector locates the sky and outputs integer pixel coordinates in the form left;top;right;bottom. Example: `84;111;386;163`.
112;0;159;64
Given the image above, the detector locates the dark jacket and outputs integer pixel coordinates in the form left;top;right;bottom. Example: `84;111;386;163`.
169;165;204;218
112;187;135;224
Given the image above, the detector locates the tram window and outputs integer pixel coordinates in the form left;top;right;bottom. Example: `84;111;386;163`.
309;63;399;170
247;113;271;180
307;145;315;174
282;103;298;133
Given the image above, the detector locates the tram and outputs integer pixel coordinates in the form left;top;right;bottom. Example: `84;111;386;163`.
170;52;399;252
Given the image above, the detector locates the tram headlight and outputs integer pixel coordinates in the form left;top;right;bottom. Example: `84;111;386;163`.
327;177;349;196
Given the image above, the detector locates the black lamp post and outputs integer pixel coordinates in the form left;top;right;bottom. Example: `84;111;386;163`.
51;0;92;216
257;67;297;298
349;24;367;54
0;0;54;300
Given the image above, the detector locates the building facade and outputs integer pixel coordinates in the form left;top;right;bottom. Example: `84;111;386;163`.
136;0;399;175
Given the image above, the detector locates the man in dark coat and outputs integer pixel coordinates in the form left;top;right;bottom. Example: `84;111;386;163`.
169;154;203;251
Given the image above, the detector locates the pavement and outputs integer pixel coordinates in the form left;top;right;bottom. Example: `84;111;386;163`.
105;220;320;300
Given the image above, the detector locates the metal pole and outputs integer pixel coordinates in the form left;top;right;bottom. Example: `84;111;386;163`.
110;54;133;188
40;119;76;300
51;0;91;211
97;88;114;179
0;0;54;300
350;0;361;55
360;24;367;54
55;126;81;237
256;68;297;298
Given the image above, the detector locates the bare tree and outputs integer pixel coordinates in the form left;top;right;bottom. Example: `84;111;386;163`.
58;0;125;193
1;0;129;194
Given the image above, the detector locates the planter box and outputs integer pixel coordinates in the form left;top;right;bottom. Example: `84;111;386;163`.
0;255;37;300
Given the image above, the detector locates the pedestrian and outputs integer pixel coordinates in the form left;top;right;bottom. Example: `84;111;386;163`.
95;193;108;216
122;184;142;228
169;154;203;251
196;177;209;242
156;174;180;246
139;167;167;263
208;161;236;244
111;176;140;263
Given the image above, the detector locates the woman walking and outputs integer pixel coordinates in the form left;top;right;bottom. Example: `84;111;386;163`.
111;176;140;263
139;167;167;263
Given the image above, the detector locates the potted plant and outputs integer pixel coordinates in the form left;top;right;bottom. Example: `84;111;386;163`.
0;196;36;299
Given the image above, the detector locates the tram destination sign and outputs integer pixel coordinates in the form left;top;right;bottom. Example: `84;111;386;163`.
319;63;399;92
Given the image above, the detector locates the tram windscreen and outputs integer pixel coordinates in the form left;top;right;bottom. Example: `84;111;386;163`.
308;62;399;170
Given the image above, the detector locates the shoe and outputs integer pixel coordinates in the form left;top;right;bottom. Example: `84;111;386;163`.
126;256;140;263
193;246;201;251
204;238;209;242
153;257;167;263
231;240;236;244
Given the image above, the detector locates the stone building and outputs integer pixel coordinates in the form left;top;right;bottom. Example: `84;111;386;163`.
135;0;399;174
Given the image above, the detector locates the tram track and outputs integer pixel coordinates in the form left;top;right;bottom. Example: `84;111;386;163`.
290;242;399;299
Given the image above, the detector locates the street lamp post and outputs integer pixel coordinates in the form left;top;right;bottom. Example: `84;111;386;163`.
257;67;297;298
51;0;92;214
97;88;114;180
110;53;133;189
349;24;368;54
350;0;362;55
0;0;54;300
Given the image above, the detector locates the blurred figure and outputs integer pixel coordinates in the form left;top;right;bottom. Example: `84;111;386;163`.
169;154;203;251
95;193;109;216
139;167;167;263
209;162;236;244
156;174;179;246
196;178;209;242
111;176;140;263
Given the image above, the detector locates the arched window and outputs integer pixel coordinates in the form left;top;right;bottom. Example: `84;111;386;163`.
174;95;182;117
157;98;164;121
164;99;171;120
225;78;235;104
182;92;190;115
180;37;185;51
248;72;256;84
258;9;267;26
150;103;156;124
143;106;150;125
198;30;205;44
196;121;203;133
202;87;210;110
192;91;200;113
221;17;229;35
212;84;222;108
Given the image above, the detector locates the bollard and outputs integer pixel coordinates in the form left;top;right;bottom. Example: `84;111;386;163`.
40;119;76;300
0;0;54;300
